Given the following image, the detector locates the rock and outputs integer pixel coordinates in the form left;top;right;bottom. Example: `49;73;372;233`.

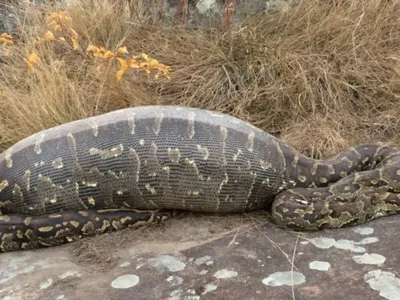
0;213;399;300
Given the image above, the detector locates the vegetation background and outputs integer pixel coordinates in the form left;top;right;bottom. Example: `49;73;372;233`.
1;0;399;159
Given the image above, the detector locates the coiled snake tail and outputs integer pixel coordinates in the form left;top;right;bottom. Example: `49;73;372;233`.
272;147;400;230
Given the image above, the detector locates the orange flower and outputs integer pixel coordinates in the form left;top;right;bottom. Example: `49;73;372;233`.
27;52;39;69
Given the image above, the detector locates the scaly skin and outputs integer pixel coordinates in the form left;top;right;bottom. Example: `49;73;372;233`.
0;105;399;252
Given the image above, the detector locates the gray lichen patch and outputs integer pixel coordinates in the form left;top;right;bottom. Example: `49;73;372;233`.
194;255;213;266
262;271;306;287
352;253;386;265
308;236;378;253
170;289;183;297
166;275;184;286
364;270;400;300
308;237;335;249
119;261;130;268
111;274;139;289
201;284;217;295
185;289;200;299
309;261;331;271
352;227;374;235
357;237;379;244
333;240;366;252
213;269;238;279
148;255;186;272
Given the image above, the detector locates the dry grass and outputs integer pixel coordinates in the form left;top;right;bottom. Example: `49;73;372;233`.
1;0;400;158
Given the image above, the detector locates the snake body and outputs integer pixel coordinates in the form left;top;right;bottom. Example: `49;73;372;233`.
1;105;400;252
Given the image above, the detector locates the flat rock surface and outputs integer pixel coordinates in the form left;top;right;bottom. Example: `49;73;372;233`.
0;212;399;300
